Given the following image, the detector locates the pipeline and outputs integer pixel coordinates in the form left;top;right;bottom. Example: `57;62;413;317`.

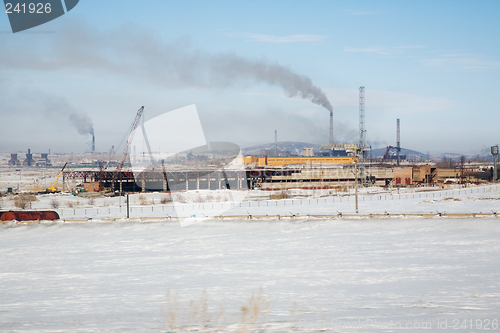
0;211;60;221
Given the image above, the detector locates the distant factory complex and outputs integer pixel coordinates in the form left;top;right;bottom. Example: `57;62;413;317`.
3;87;499;195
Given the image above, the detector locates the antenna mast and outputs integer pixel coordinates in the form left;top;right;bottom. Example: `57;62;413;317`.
359;86;366;156
397;118;401;166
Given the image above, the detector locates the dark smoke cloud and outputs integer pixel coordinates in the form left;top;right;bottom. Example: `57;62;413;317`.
29;90;94;136
0;23;333;112
367;140;388;149
69;112;93;136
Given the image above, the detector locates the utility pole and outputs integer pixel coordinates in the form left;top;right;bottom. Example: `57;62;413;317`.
126;194;130;218
492;145;498;182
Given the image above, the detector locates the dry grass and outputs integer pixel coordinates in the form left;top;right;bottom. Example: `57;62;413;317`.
269;191;291;200
175;194;187;203
66;201;80;208
238;287;269;333
187;290;211;330
193;196;206;203
441;197;462;201
138;195;148;205
163;289;179;331
289;301;304;331
50;199;59;209
162;288;272;332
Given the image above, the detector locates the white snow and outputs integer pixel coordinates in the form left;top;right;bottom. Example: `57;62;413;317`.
1;218;499;332
2;180;500;331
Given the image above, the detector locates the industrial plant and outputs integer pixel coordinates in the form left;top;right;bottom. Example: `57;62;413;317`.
1;87;498;201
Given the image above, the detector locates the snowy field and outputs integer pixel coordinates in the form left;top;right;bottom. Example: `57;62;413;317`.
2;182;500;332
1;218;500;332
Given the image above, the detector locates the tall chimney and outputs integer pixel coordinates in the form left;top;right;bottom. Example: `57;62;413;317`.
329;111;333;145
92;129;95;154
397;119;400;166
274;130;278;157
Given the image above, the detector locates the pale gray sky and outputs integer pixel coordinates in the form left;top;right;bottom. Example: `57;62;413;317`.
1;1;499;154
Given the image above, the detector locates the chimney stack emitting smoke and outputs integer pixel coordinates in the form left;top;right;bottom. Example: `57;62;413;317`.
92;128;95;153
13;26;336;151
329;111;333;145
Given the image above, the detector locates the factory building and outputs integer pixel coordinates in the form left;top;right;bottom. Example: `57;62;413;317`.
394;167;413;185
8;150;50;167
251;166;394;190
8;154;21;166
242;156;356;166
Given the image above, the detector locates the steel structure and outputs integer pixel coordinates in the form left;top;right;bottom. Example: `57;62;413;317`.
359;86;366;153
396;119;401;166
110;106;144;191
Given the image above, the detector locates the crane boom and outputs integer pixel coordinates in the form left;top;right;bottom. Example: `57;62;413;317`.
384;146;394;160
110;106;144;191
47;162;68;192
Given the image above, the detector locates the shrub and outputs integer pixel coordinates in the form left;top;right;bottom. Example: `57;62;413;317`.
160;196;173;204
50;199;59;209
13;193;37;209
193;196;205;203
87;197;95;206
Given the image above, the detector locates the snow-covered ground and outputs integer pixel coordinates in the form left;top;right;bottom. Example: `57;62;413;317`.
2;181;500;331
2;184;499;222
1;218;499;332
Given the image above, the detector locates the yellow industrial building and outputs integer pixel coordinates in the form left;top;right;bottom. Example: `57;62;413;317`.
242;156;356;166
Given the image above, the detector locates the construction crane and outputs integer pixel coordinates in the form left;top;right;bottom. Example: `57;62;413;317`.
383;146;394;160
110;106;144;192
46;162;68;192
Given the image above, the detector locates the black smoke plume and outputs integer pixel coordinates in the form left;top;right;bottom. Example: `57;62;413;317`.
0;23;333;112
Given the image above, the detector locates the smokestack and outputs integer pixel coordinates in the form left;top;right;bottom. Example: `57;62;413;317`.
397;119;400;166
92;129;95;154
329;111;333;145
274;130;278;157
